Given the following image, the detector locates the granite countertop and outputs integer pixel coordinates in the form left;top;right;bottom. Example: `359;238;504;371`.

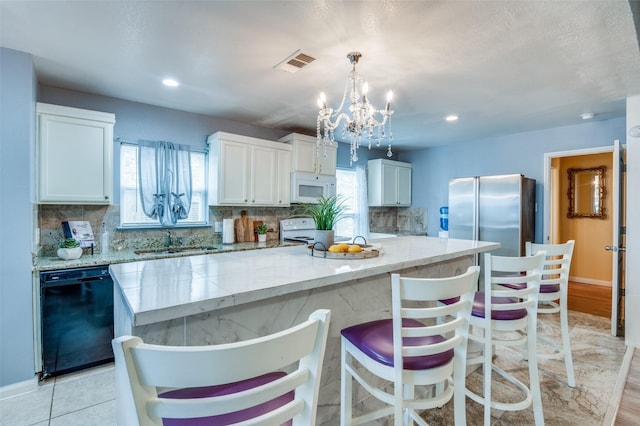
109;236;499;326
34;239;302;272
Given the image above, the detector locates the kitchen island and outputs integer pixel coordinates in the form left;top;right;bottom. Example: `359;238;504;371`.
110;236;498;424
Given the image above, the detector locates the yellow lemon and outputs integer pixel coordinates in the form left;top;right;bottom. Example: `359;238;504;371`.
348;244;363;253
337;243;349;252
328;244;342;253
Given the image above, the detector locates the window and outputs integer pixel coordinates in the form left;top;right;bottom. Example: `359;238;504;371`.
120;143;208;227
336;166;370;239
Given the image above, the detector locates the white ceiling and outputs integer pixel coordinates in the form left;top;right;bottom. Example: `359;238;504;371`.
2;1;640;150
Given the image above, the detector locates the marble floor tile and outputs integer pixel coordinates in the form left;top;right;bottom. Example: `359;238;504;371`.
421;310;625;425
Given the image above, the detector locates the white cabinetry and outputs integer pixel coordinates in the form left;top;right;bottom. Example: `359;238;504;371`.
279;133;337;176
36;103;115;204
207;132;292;206
367;159;412;206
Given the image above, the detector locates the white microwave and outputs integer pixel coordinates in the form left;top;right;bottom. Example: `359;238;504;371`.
291;172;336;203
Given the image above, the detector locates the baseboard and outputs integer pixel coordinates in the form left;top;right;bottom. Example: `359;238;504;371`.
0;376;41;400
569;276;612;287
603;346;635;426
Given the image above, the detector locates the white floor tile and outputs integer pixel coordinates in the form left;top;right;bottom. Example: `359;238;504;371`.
51;366;115;418
49;399;116;426
0;383;53;426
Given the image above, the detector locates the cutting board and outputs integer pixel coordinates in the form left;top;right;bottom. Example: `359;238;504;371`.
235;211;254;242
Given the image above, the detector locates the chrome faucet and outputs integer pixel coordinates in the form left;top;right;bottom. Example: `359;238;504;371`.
166;230;172;247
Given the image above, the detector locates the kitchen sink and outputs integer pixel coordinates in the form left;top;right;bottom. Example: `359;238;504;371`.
134;246;218;255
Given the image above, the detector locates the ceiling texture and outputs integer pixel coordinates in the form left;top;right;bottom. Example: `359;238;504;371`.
2;1;640;150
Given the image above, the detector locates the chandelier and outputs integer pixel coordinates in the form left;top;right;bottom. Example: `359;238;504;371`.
316;52;394;165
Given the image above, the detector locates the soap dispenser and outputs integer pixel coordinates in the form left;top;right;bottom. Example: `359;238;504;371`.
101;222;110;256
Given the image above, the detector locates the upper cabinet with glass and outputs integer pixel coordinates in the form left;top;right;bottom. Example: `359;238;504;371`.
567;166;607;219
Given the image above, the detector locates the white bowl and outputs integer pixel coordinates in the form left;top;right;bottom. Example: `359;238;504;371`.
57;247;83;260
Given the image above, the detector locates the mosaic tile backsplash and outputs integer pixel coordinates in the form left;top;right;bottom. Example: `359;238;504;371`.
38;204;427;255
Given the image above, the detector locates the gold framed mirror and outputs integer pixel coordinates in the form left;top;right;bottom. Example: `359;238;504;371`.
567;166;607;219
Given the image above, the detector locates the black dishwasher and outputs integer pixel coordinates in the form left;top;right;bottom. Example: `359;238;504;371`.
40;265;114;379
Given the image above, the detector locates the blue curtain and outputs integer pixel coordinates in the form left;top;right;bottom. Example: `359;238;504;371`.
138;140;192;226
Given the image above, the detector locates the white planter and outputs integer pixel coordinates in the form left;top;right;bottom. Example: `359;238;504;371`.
258;234;267;242
314;229;334;250
57;247;82;260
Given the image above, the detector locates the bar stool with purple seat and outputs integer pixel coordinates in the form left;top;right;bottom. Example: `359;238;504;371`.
112;309;330;426
525;240;575;387
465;252;546;425
340;266;479;426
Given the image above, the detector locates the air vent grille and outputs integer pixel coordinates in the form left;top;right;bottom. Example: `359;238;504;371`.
275;50;316;73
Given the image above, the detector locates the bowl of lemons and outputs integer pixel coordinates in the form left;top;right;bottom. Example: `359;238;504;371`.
308;242;379;259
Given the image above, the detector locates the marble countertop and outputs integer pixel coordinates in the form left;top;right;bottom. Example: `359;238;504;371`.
109;236;499;327
34;239;301;272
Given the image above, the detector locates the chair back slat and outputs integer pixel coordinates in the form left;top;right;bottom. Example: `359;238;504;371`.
132;319;320;388
392;266;479;369
526;240;574;290
484;252;545;314
113;309;330;425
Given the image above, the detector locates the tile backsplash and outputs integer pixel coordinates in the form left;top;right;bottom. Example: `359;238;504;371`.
38;204;427;255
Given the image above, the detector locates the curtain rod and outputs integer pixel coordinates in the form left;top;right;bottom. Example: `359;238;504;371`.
115;137;208;153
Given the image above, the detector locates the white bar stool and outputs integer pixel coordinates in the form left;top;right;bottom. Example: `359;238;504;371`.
526;240;576;387
340;266;479;426
112;309;330;426
465;252;546;425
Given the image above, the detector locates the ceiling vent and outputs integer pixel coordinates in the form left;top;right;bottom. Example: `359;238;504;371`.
274;50;315;73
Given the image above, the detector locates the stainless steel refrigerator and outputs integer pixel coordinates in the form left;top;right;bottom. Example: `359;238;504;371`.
448;174;536;259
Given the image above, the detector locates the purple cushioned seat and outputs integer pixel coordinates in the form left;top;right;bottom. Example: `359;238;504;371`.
440;293;527;320
160;371;293;426
341;318;453;370
500;282;560;293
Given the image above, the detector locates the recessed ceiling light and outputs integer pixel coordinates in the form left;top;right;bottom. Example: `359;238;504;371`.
581;112;595;120
445;115;459;122
162;78;179;87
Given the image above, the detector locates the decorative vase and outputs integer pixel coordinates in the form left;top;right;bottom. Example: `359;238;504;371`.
57;247;83;260
258;233;267;242
314;229;334;250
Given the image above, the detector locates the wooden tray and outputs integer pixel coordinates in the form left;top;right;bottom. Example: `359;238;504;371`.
306;244;380;259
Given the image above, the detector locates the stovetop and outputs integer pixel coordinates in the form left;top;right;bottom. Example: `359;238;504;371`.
280;217;315;243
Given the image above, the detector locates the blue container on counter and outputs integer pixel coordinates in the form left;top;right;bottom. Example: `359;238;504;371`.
439;206;449;231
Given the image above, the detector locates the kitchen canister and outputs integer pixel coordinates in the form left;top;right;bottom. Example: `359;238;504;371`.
223;218;235;244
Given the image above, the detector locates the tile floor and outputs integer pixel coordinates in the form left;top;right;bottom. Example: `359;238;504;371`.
0;310;625;425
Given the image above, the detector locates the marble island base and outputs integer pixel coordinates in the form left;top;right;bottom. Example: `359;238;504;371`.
111;236;498;424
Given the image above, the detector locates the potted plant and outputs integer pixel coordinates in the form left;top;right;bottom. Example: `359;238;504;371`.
301;194;347;249
256;223;268;242
57;238;82;260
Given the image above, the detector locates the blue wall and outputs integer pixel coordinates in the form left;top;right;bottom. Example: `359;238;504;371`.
400;117;627;242
0;48;37;386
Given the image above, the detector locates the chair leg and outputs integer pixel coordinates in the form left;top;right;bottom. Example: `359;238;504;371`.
528;318;545;426
483;331;492;425
341;344;352;426
560;299;576;387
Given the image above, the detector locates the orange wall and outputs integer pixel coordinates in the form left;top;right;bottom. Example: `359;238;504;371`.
558;153;612;284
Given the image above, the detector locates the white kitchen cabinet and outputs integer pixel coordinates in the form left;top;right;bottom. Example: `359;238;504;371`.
36;103;115;204
279;133;337;176
367;159;412;206
207;132;291;206
276;149;292;205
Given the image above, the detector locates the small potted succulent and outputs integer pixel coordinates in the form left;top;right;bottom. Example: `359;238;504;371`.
57;238;82;260
256;224;268;242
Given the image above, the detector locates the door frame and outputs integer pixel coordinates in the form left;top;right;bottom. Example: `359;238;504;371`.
543;144;618;329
